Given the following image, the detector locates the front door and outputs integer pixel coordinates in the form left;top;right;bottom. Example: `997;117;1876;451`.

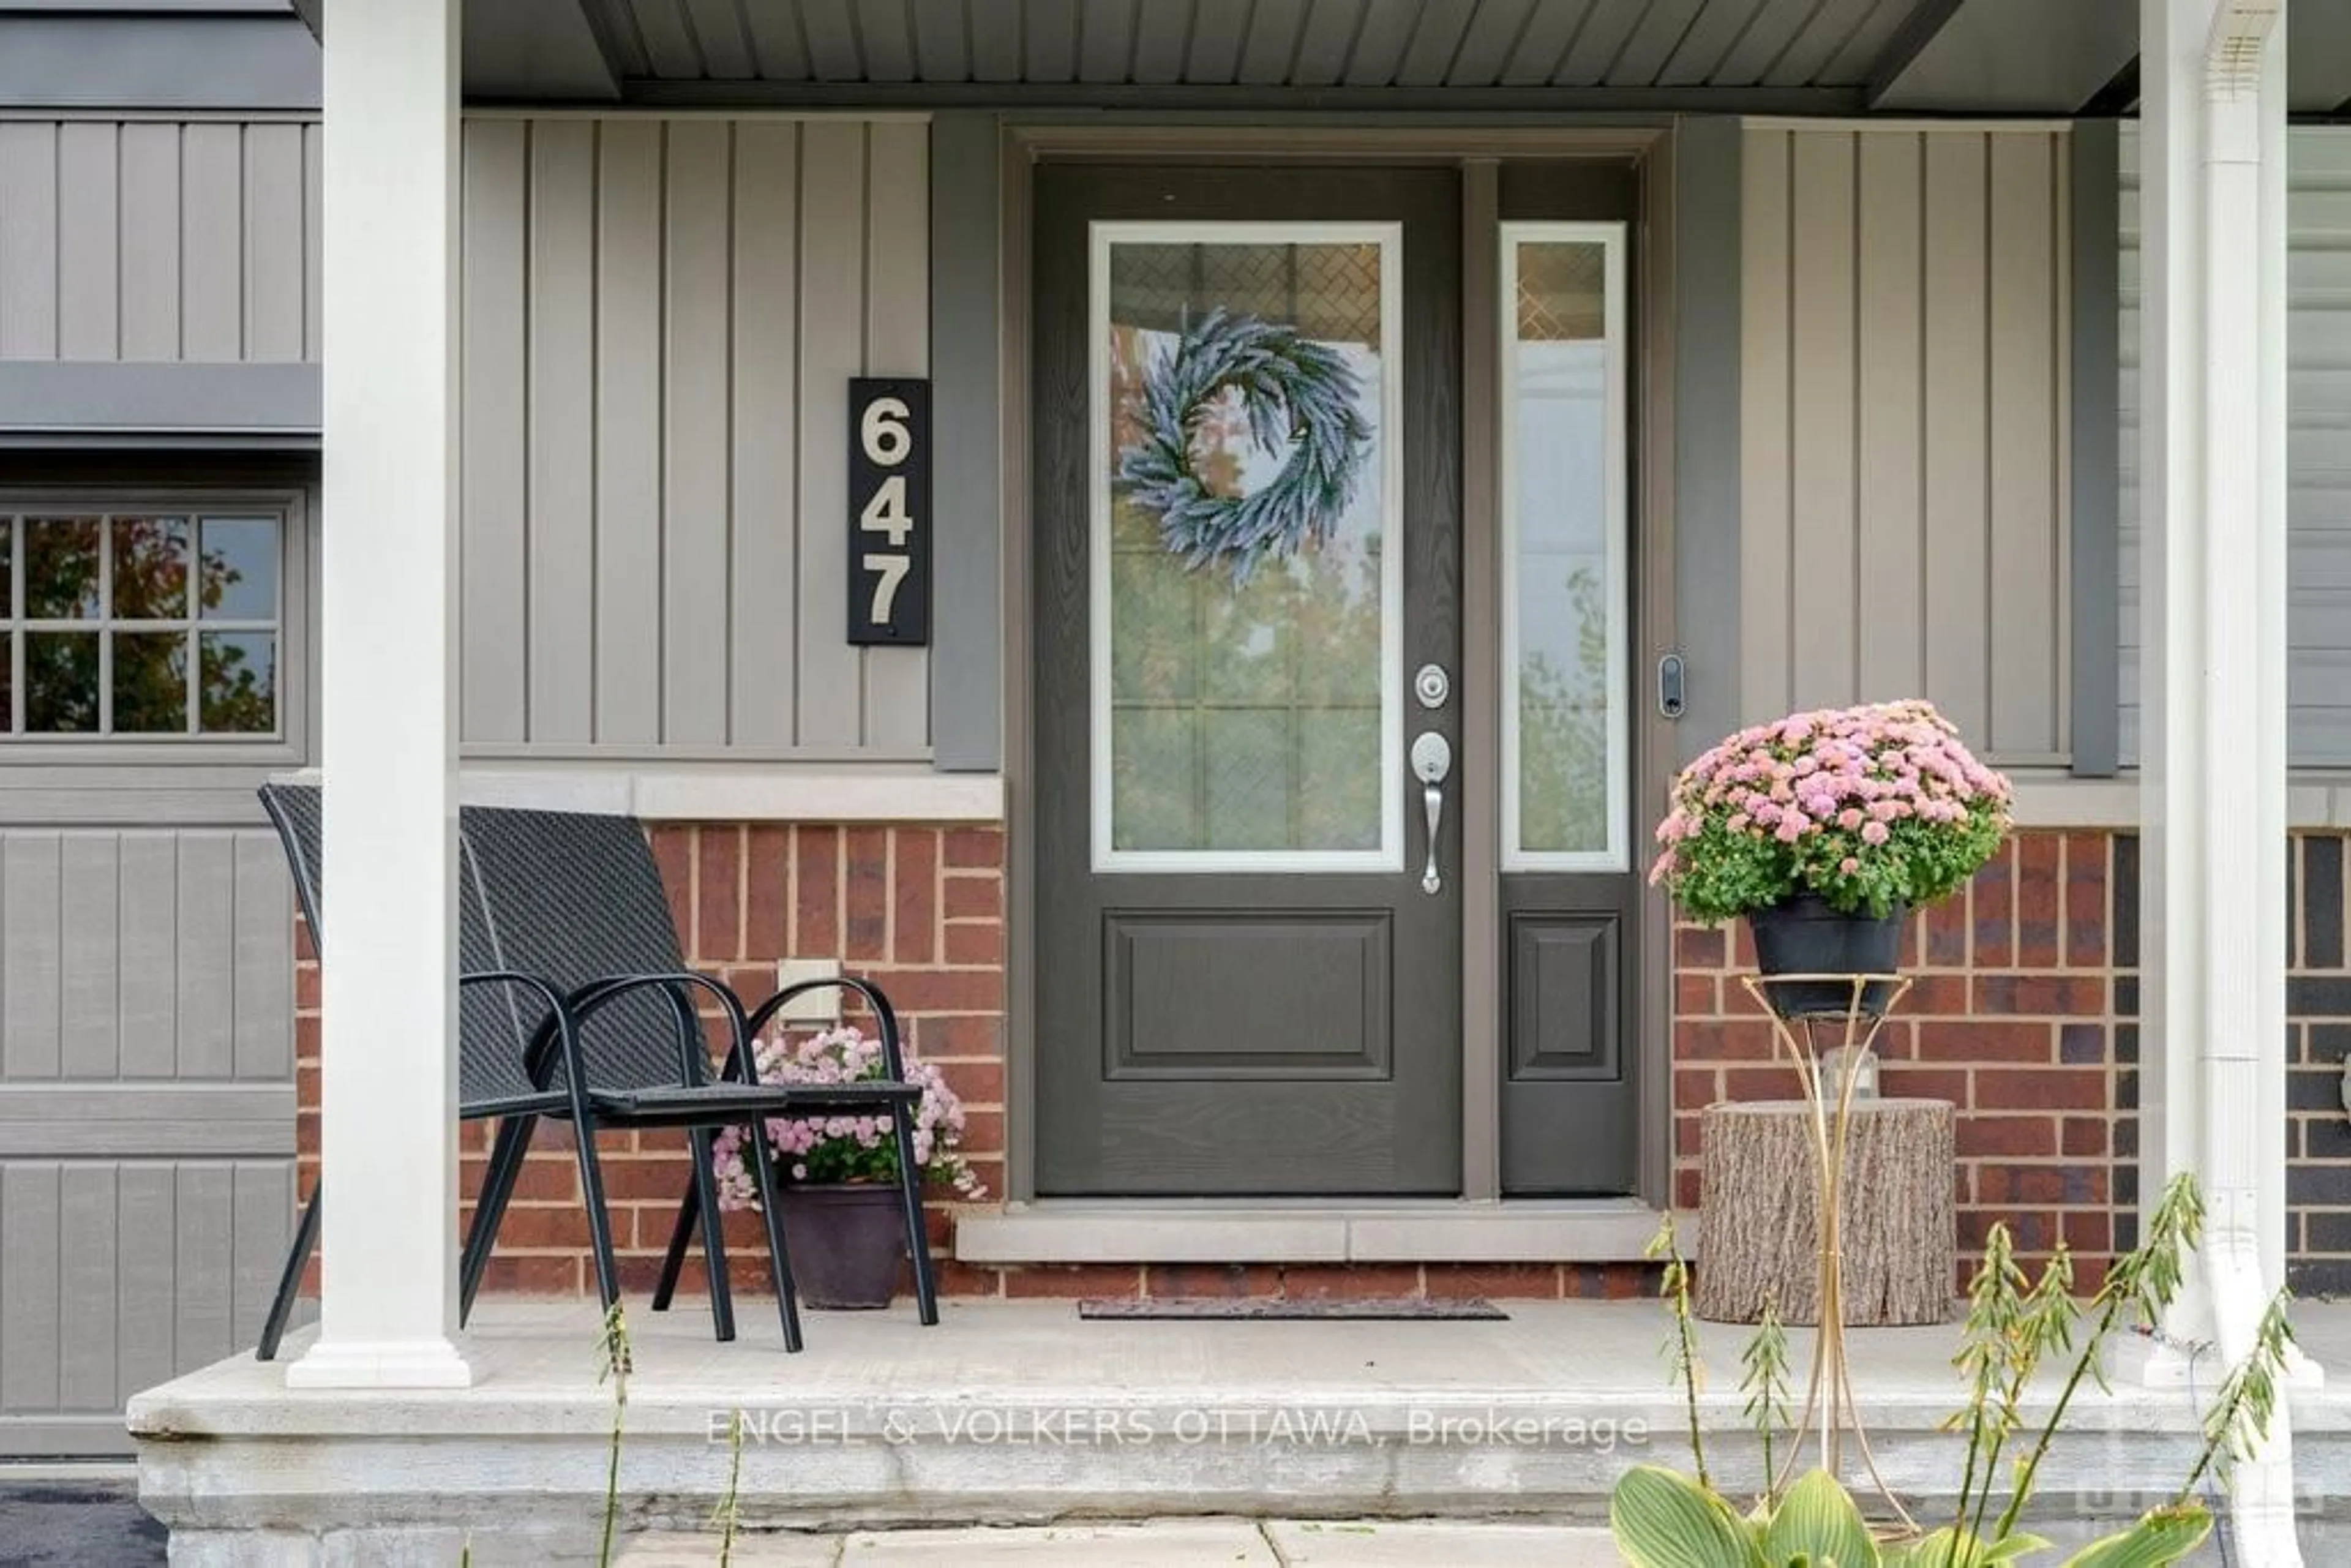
1030;160;1645;1199
1033;165;1463;1195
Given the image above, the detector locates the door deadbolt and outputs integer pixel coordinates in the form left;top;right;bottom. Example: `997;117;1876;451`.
1414;663;1450;710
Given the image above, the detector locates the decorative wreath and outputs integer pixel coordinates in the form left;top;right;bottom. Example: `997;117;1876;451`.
1116;308;1371;582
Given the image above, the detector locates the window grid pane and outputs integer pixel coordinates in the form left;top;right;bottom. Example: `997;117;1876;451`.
1;506;285;740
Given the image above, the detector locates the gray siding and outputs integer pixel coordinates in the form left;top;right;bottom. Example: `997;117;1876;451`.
459;115;932;757
0;118;318;364
1740;122;2073;766
2120;127;2351;767
0;828;294;1456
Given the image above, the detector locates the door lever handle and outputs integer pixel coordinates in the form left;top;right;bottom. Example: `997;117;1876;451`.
1410;732;1452;896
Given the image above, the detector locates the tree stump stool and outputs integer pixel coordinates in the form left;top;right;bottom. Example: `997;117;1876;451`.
1695;1097;1954;1327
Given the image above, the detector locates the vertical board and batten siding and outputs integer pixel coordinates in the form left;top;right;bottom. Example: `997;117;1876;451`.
0;830;295;1455
458;116;932;757
2120;127;2351;766
1741;124;2074;766
0;119;319;363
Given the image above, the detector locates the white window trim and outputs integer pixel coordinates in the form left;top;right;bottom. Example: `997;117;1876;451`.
1498;222;1631;874
0;486;309;770
1087;219;1407;876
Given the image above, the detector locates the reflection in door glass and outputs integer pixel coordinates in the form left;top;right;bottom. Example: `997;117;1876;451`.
1505;229;1627;869
1095;225;1401;868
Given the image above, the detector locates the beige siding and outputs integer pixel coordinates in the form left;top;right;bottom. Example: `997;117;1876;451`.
0;119;317;364
2120;127;2351;767
1739;123;2073;765
458;116;932;757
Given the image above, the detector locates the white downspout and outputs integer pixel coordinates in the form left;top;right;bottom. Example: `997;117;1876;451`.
2195;2;2298;1559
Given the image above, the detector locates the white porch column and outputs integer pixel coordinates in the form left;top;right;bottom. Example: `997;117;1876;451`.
2139;0;2300;1556
287;0;471;1390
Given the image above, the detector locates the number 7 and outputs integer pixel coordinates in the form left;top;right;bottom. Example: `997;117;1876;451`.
864;553;911;626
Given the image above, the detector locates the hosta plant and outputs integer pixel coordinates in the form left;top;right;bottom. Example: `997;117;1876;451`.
1648;699;2014;922
1611;1174;2298;1568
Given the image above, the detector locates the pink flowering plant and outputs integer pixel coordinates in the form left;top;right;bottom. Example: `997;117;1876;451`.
1648;699;2014;923
708;1024;985;1209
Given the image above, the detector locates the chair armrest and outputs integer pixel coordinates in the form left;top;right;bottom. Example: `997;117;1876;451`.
741;975;910;1081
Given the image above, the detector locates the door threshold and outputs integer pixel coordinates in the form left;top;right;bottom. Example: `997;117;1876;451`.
954;1198;1678;1266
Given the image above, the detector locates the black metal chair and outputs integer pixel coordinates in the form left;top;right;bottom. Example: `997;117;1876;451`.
454;806;941;1352
252;782;645;1360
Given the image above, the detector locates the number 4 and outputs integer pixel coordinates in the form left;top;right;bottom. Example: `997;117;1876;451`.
859;475;913;547
864;553;911;625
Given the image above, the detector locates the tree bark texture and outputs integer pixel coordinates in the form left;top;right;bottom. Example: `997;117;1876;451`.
1694;1097;1954;1327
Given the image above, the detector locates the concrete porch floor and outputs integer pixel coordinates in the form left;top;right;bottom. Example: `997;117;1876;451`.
130;1298;2351;1564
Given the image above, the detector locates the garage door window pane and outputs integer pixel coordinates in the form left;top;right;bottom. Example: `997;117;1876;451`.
25;631;99;732
114;632;192;733
113;518;190;620
200;632;276;734
200;519;278;621
26;519;102;620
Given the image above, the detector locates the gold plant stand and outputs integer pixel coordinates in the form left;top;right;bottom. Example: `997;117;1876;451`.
1737;971;1918;1529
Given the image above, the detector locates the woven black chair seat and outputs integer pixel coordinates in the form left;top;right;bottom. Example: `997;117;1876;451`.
584;1080;924;1122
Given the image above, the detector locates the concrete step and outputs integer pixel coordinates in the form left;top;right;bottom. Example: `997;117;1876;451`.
618;1518;1626;1565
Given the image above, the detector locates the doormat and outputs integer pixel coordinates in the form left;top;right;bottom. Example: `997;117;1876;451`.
1078;1297;1507;1321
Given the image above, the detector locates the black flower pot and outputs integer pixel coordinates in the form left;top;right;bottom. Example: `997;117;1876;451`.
779;1184;910;1309
1747;894;1907;1020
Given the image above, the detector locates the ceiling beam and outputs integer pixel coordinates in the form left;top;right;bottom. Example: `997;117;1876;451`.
1870;0;2137;114
1864;0;1968;108
464;0;622;102
2079;54;2140;117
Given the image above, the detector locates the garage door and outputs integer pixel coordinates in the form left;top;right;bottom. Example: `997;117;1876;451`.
0;492;309;1457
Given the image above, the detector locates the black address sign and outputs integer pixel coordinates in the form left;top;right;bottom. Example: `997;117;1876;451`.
847;377;931;646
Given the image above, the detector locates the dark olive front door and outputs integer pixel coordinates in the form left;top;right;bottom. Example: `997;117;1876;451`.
1032;164;1464;1195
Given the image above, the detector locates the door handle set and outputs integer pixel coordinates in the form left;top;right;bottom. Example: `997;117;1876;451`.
1410;730;1452;896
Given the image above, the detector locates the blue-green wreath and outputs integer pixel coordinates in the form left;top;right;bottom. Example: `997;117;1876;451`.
1116;308;1371;582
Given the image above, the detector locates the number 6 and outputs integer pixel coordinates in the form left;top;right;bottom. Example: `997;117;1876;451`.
861;397;912;466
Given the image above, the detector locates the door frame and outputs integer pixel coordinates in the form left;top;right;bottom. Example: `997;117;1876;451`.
998;122;1682;1211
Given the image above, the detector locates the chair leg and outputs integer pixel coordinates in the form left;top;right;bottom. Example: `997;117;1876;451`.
741;1122;804;1353
650;1179;700;1314
569;1122;622;1313
686;1127;737;1343
257;1182;323;1362
888;1101;940;1327
460;1115;536;1325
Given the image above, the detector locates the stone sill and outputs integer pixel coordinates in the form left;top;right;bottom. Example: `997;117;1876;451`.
951;1199;1680;1266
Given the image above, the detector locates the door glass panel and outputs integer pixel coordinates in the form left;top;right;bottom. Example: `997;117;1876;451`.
1502;225;1629;871
1092;222;1403;871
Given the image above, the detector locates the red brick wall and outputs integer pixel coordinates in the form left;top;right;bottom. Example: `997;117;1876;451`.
1673;830;2131;1292
293;820;2351;1305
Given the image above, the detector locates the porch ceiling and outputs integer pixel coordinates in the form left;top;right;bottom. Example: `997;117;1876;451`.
432;0;2351;114
585;0;1918;94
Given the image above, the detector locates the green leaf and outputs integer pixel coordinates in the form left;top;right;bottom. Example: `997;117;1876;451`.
1760;1470;1878;1568
1610;1465;1769;1568
1880;1527;1982;1568
2058;1507;2213;1568
1982;1535;2053;1562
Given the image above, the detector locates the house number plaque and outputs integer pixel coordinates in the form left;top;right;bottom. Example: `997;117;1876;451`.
847;377;931;645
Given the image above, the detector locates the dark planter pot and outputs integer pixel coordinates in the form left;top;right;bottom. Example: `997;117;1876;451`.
1747;894;1907;1020
779;1184;910;1309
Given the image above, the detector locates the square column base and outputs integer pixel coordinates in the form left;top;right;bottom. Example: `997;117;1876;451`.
284;1337;474;1390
